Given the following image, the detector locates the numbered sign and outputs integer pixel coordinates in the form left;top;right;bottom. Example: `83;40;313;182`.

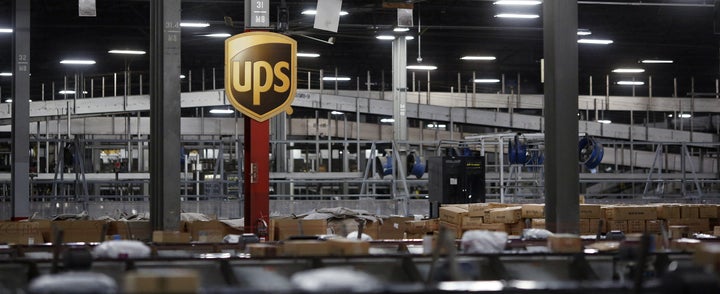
224;32;297;122
248;0;270;28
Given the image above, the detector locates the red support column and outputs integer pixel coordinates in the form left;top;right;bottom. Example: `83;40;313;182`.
244;117;270;236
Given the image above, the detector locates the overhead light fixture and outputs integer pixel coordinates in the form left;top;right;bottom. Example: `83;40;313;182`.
297;52;320;58
322;77;351;81
679;113;692;118
4;99;11;103
0;28;12;33
380;118;395;123
394;27;410;32
407;65;437;70
578;38;613;45
209;108;234;114
301;9;348;16
180;74;186;79
427;123;446;128
180;22;210;28
577;29;592;36
205;33;231;38
58;90;88;95
612;68;645;73
494;13;540;19
617;81;645;86
493;0;542;5
641;59;673;64
0;72;12;77
108;50;146;55
474;79;501;83
461;56;496;61
331;111;344;115
597;120;612;124
60;59;96;65
405;36;414;40
376;35;395;40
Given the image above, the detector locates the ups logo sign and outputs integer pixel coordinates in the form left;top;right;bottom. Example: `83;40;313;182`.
225;32;297;122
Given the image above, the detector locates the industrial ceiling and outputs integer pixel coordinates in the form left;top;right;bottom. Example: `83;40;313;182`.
0;0;717;101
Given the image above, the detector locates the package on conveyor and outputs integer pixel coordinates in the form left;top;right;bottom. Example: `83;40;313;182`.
271;207;382;241
51;220;109;243
602;205;658;221
521;204;544;219
405;219;439;238
579;219;603;235
714;226;720;237
485;206;522;224
0;221;44;244
439;205;468;225
693;243;720;272
547;234;583;253
467;202;516;218
183;219;244;243
666;218;711;234
124;269;199;294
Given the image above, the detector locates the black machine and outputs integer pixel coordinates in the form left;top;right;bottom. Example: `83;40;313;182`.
428;156;486;218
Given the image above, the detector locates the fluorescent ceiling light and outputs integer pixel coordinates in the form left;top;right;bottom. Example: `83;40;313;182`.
209;108;234;114
493;0;542;5
60;59;96;65
301;9;348;16
180;75;186;79
597;120;612;124
4;99;10;103
0;72;11;76
612;68;644;73
376;35;395;40
297;52;320;58
427;123;446;128
0;28;12;33
322;77;351;81
380;118;395;123
180;22;209;28
205;33;231;38
494;13;540;19
474;79;501;83
641;59;673;64
461;56;496;61
394;27;410;32
617;81;644;86
407;65;437;70
108;50;146;55
577;29;592;36
578;38;613;45
679;114;692;118
405;36;414;40
331;111;344;115
58;90;88;95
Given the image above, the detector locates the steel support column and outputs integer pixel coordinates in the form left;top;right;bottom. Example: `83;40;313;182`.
392;37;408;141
271;115;289;196
543;1;580;233
149;0;182;231
244;119;270;235
11;0;30;219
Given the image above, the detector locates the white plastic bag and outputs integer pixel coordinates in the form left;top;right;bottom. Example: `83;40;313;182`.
92;240;151;259
461;230;508;254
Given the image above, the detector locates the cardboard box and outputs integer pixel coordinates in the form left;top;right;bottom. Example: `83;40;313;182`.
603;206;657;220
438;221;462;238
281;240;330;256
671;238;702;252
439;206;468;225
579;204;602;219
152;231;191;243
185;221;228;243
646;220;662;234
693;243;720;272
521;204;545;219
607;220;628;232
697;205;718;218
124;269;199;294
109;221;152;242
714;226;720;237
461;216;485;229
579;219;591;235
246;243;278;257
627;219;646;234
507;222;525;236
327;239;370;256
473;223;508;233
547;234;583;253
588;219;603;234
378;216;413;239
405;220;432;234
668;226;689;239
667;218;711;233
485;206;522;224
655;205;681;219
32;219;52;243
0;222;43;245
531;219;545;229
467;203;490;217
272;218;328;241
51;220;107;243
680;205;699;219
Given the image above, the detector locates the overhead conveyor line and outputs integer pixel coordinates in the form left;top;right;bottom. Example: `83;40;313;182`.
0;90;717;143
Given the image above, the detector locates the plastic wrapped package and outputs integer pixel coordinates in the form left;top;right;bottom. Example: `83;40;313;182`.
521;228;554;240
92;240;151;259
461;230;508;254
346;231;373;241
28;272;117;294
291;267;382;292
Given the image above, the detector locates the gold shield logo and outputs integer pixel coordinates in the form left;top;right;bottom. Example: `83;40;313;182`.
225;32;297;122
